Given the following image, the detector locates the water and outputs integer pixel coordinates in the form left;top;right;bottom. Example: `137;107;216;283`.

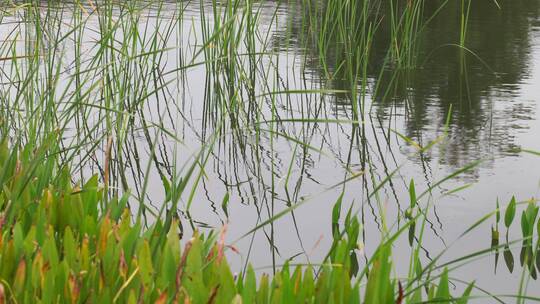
1;0;540;299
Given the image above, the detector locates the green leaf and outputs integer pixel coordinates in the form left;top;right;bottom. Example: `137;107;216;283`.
408;221;416;247
409;179;417;209
364;245;392;304
505;196;516;228
409;288;422;303
435;268;450;300
242;266;257;303
258;274;270;303
302;267;315;300
43;235;59;270
332;193;344;240
111;191;130;221
521;211;529;238
138;240;154;288
456;281;475;304
63;227;77;268
504;245;514;273
206;260;237;303
525;202;539;237
221;192;230;218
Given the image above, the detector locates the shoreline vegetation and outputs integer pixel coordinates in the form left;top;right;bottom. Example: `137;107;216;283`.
1;139;540;302
1;0;540;302
2;139;535;303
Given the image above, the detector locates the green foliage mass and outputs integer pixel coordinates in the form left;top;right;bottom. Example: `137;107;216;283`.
0;140;474;303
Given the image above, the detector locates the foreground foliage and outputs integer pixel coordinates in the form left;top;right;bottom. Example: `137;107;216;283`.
0;141;484;303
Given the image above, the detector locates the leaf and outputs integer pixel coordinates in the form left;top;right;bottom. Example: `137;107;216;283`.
504;245;514;273
257;274;269;303
217;261;237;302
0;283;5;304
350;251;359;277
161;175;171;203
221;192;230;218
138;240;154;288
13;259;26;293
63;227;77;268
521;211;529;238
111;191;130;221
409;288;422;304
155;291;168;304
43;235;59;269
332;193;344;240
408;221;416;247
364;245;392;304
231;294;243;304
525;202;539;237
435;268;450;300
409;179;417;209
242;266;257;303
456;281;475;304
505;196;516;228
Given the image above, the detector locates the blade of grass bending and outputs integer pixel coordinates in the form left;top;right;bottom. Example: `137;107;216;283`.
520;149;540;157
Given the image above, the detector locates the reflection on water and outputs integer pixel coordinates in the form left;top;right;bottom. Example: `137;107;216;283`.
1;0;540;296
283;0;540;169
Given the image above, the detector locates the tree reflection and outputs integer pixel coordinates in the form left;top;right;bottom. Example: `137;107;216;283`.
275;0;540;170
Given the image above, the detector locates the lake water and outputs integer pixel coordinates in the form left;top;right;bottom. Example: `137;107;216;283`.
1;0;540;299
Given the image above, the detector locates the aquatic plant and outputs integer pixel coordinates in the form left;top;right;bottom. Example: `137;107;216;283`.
0;140;481;303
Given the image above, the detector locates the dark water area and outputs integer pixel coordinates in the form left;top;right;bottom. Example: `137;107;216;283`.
2;0;540;299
